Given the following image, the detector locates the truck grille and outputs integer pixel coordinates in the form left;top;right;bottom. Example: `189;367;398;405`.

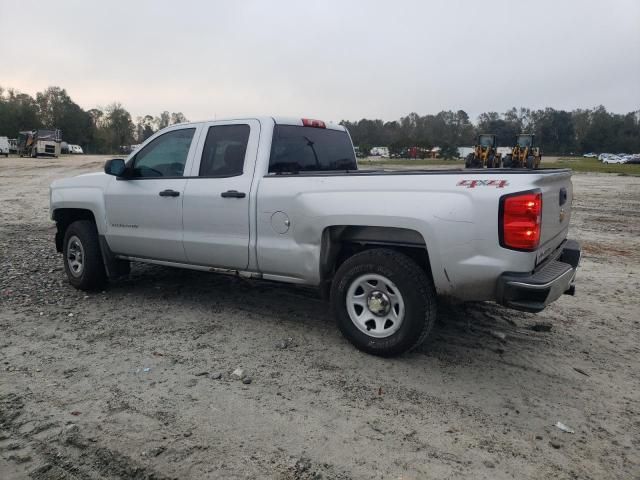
45;145;55;154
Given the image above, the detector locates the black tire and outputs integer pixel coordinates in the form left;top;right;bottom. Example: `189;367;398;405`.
503;154;513;168
62;220;107;290
526;156;535;169
330;248;437;357
465;153;474;168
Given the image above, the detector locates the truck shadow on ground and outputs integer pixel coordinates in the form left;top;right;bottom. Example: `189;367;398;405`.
111;263;555;362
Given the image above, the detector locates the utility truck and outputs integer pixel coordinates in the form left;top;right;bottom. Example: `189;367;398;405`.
18;129;62;157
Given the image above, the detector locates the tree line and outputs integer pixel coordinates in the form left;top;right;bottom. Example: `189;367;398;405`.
1;84;639;156
0;86;187;154
342;107;640;157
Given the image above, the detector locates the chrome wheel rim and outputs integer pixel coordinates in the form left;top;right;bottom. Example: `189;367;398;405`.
66;235;85;277
346;274;405;338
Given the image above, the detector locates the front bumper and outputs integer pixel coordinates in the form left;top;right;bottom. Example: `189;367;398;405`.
496;240;581;313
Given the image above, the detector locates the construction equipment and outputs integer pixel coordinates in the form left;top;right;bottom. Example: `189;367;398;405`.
503;134;541;169
18;129;62;158
465;134;501;168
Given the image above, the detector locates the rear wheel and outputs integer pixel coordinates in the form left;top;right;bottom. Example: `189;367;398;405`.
526;156;535;169
330;248;437;356
63;220;107;290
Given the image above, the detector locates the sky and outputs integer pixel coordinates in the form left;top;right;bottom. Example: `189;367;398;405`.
1;0;638;123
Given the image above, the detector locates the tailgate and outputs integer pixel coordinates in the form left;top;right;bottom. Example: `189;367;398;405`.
536;170;573;264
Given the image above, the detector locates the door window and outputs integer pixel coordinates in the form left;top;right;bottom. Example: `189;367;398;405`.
199;124;250;177
130;128;195;178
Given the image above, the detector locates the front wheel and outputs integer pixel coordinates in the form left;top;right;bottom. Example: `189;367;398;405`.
330;249;437;356
63;220;107;290
465;153;474;168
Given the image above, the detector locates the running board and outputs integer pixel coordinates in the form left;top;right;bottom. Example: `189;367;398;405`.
115;255;308;285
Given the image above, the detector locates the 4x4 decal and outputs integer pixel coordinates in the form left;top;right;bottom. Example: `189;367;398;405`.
457;179;509;188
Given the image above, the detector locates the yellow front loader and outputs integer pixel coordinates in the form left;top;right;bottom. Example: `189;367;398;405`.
465;134;501;168
503;134;541;169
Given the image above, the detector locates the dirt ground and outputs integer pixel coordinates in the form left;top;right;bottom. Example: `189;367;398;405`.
1;155;638;479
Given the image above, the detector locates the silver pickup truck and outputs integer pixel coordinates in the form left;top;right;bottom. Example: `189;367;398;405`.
50;117;581;356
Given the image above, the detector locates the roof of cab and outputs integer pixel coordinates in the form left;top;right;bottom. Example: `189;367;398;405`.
170;116;346;132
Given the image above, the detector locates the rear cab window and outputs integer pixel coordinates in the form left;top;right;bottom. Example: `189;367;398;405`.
269;125;357;174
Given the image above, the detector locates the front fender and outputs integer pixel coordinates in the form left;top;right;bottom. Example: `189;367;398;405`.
51;186;108;234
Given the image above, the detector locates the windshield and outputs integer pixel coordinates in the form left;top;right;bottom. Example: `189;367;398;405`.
479;136;494;147
517;136;533;148
269;125;357;173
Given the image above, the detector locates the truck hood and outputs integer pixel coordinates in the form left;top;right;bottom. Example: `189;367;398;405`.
51;172;112;190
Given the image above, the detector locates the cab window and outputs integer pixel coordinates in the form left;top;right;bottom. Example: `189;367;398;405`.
131;128;195;178
199;124;250;177
268;125;357;174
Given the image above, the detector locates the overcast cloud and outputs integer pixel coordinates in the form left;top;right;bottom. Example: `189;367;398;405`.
1;0;638;122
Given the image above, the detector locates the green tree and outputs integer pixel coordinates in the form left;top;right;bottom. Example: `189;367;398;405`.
135;115;156;142
170;112;188;125
0;88;41;136
155;111;170;130
439;143;459;159
35;86;93;146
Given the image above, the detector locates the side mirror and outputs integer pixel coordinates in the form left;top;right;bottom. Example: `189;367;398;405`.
104;158;126;177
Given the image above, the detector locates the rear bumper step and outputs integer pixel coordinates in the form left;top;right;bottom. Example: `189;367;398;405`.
496;240;581;313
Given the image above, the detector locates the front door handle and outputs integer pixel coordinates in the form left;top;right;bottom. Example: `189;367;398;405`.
159;189;180;197
221;190;246;198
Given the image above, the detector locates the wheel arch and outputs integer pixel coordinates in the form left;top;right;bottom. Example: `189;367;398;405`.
52;208;97;253
319;225;434;295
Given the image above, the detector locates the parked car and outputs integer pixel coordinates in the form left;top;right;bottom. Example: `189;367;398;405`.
50;116;581;356
583;152;598;158
602;155;627;164
0;136;10;157
69;144;84;154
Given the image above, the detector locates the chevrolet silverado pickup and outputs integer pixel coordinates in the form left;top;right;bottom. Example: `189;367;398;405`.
50;117;581;356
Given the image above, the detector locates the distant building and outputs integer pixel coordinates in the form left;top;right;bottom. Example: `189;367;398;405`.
458;146;474;159
497;146;513;157
458;146;512;159
370;146;390;158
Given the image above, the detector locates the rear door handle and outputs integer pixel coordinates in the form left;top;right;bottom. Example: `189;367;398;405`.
221;190;246;198
159;189;180;197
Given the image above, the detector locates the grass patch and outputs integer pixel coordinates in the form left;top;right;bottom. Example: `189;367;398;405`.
551;157;640;175
358;156;640;175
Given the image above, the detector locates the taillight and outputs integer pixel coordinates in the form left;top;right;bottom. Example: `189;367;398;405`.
500;191;542;251
301;118;326;128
